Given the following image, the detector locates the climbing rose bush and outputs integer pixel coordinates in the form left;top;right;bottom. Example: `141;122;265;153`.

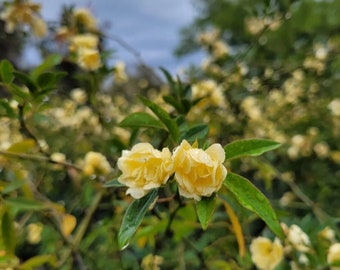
172;140;227;201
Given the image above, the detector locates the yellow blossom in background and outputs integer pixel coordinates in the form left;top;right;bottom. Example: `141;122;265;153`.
73;7;97;31
211;40;230;59
55;26;73;43
328;243;340;270
328;99;340;116
70;88;87;105
0;0;47;37
141;254;164;270
27;223;43;244
117;143;173;199
83;151;111;176
30;16;47;38
250;237;283;270
313;141;330;159
284;224;311;253
319;226;336;242
50;152;66;170
61;213;77;237
69;33;99;52
77;48;102;71
191;80;225;109
196;28;220;46
172;140;227;201
114;61;128;84
50;152;66;163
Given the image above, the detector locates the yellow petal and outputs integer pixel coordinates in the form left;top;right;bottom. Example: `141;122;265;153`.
61;214;77;237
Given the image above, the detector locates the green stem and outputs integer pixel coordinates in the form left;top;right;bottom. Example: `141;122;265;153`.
0;150;82;171
73;190;104;247
18;103;47;154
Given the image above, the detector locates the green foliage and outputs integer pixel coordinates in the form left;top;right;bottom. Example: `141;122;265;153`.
224;139;281;160
1;0;339;269
118;189;158;249
224;172;284;239
119;112;165;129
196;195;216;230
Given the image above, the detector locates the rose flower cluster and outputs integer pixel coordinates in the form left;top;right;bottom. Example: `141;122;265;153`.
117;140;227;200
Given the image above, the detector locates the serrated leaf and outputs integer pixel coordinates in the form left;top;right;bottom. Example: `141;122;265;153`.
0;60;15;83
6;139;36;153
224;172;284;239
224;139;281;160
119;112;165;129
139;96;179;142
13;71;38;94
180;124;209;143
19;255;58;270
103;178;126;188
1;210;15;254
196;195;216;230
5;198;48;211
118;189;158;250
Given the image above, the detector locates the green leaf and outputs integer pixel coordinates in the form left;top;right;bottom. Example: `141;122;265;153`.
0;100;16;118
224;139;281;160
119;112;165;129
19;255;58;270
31;54;62;79
180;124;209;143
0;60;15;83
196;195;216;230
37;72;56;88
139;96;179;142
12;71;38;94
5;198;48;211
1;210;15;254
163;95;184;113
160;68;178;96
7;83;31;102
103;178;126;188
224;172;284;239
2;179;24;194
118;189;158;249
6;139;36;153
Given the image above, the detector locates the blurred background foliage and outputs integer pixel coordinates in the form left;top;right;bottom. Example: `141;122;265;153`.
0;0;340;269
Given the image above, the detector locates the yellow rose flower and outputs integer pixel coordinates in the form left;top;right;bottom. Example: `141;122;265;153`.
27;223;43;244
172;140;227;201
328;243;340;270
250;237;283;270
117;143;173;199
73;8;97;31
0;1;47;38
77;48;102;71
69;34;99;52
83;151;111;176
114;61;128;84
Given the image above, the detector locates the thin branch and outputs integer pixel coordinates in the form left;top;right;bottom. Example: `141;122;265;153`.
104;33;163;83
0;150;82;171
73;190;104;247
18;104;48;154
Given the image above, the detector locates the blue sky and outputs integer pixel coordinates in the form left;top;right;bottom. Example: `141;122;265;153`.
25;0;202;75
